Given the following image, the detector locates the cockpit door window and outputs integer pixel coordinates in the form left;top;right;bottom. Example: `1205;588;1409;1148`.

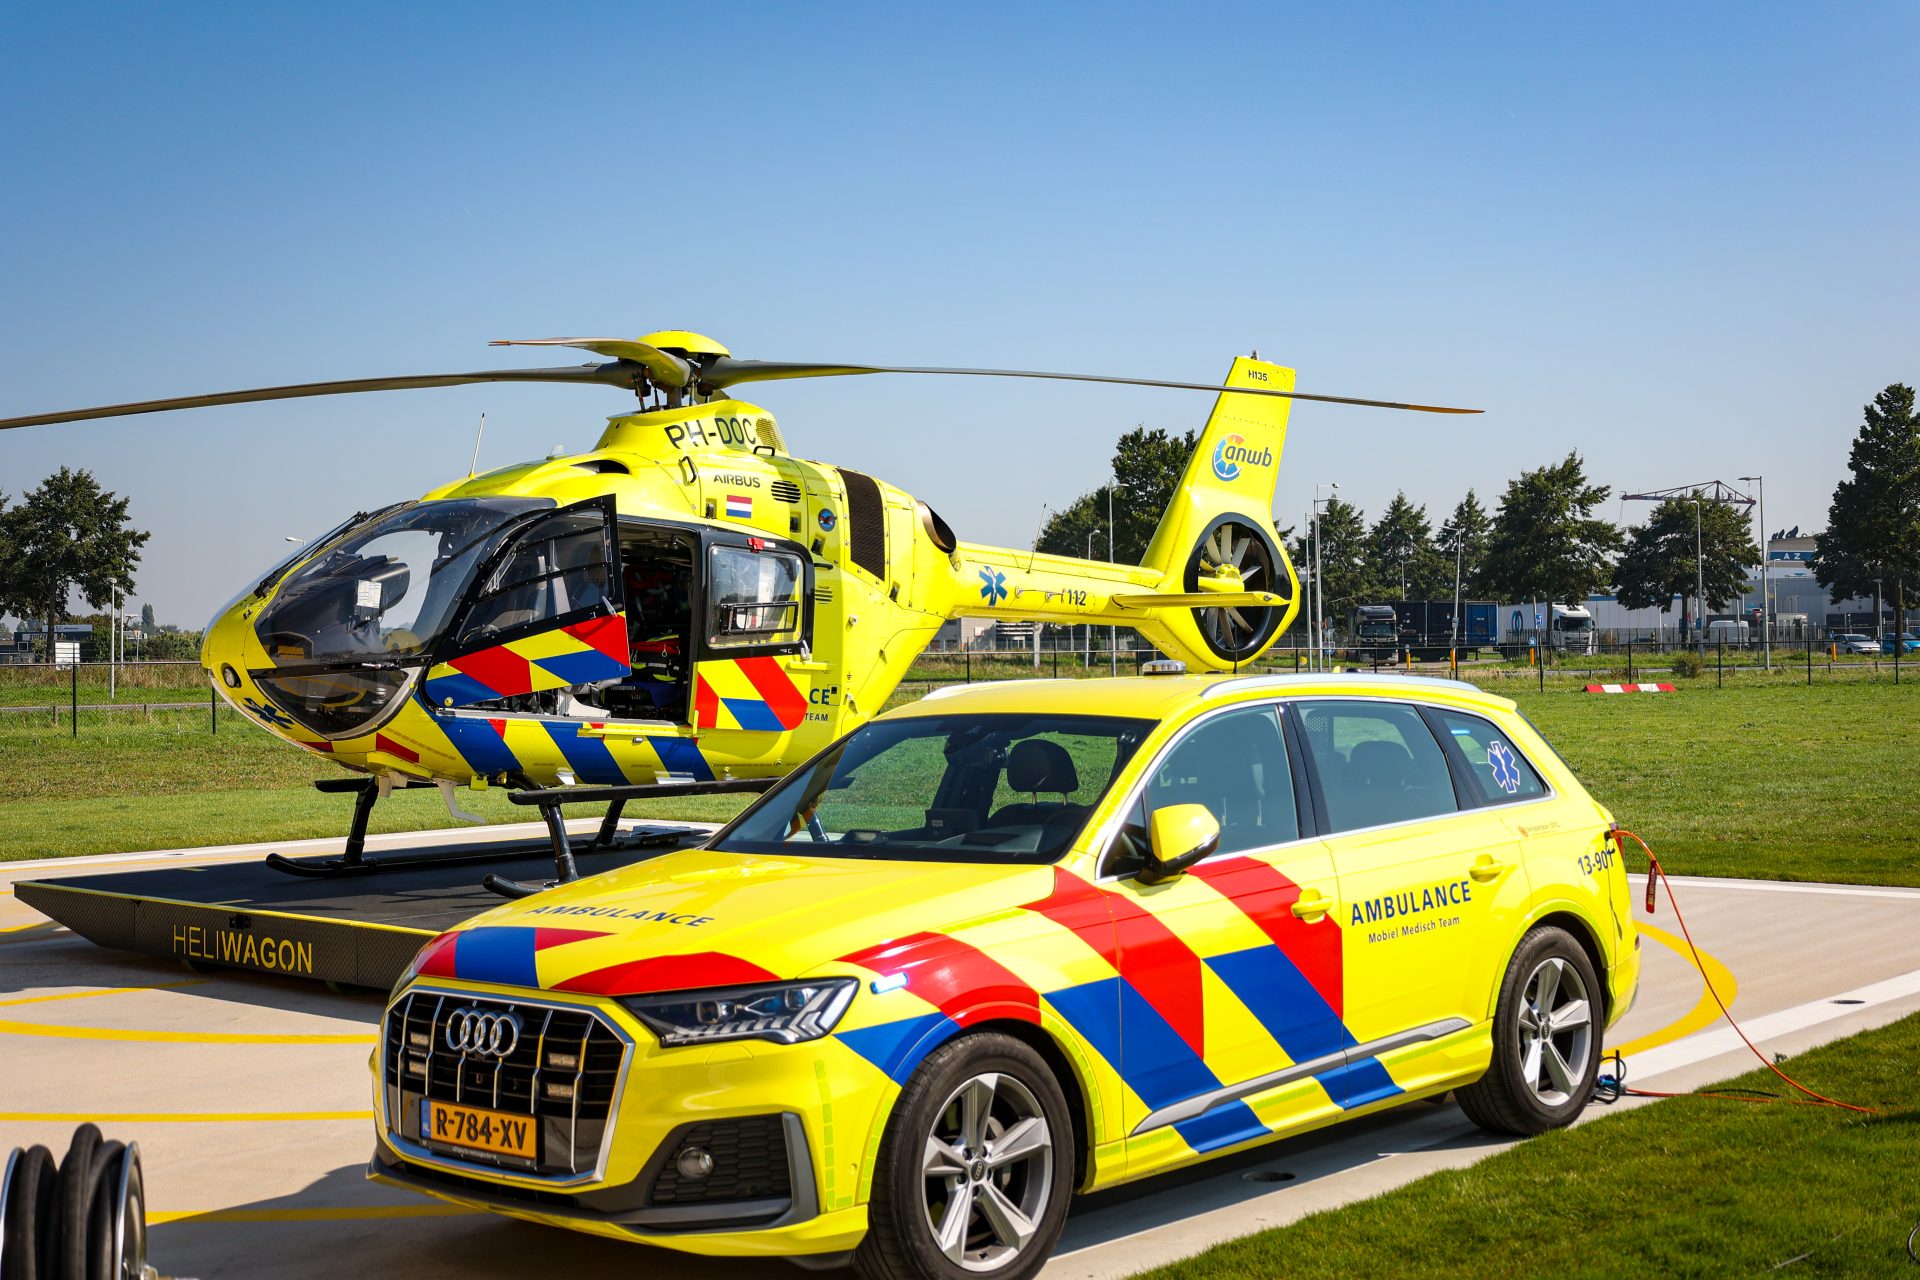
426;497;630;710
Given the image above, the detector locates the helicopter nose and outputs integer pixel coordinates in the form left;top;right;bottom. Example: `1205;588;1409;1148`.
200;602;251;701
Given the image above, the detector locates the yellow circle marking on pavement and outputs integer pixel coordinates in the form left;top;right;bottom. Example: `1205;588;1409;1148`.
1611;921;1739;1059
0;982;377;1045
150;1205;477;1226
0;981;205;1008
0;1110;373;1123
0;1016;376;1045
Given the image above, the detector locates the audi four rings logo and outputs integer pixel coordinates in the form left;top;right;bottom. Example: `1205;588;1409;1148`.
444;1008;523;1059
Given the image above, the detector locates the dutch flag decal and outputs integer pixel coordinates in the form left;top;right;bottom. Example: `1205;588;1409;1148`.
725;493;753;519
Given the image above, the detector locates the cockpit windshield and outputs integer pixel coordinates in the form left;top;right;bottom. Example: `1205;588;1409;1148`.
253;497;552;665
713;713;1152;864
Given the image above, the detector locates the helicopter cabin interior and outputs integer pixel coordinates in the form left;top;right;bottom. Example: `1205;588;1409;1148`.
442;508;811;730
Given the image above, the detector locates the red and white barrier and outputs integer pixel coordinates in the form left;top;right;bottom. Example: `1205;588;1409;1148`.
1583;682;1676;694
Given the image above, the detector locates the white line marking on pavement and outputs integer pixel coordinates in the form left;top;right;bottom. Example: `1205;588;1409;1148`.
1627;873;1920;901
0;820;724;874
1626;965;1920;1079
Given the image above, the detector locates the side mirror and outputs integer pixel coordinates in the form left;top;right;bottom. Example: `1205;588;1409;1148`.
1138;803;1221;885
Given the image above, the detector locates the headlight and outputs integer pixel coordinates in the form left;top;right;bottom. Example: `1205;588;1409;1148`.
620;979;856;1047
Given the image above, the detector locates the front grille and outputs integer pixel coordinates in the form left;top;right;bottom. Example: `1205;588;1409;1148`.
648;1115;791;1205
770;480;801;503
383;991;628;1179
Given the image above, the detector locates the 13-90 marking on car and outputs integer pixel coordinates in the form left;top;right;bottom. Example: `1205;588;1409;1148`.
370;671;1638;1280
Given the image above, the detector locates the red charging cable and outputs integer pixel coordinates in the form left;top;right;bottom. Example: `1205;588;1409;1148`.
1608;826;1876;1114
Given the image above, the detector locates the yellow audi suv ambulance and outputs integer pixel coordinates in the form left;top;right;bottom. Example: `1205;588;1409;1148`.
372;672;1638;1279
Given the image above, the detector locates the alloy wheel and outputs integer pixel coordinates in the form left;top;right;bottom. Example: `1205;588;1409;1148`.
919;1072;1054;1273
1515;955;1594;1106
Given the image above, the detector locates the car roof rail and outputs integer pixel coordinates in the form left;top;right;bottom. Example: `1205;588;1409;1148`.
1197;671;1494;700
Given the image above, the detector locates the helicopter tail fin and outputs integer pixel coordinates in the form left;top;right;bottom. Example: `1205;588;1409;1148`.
1140;355;1293;580
1128;355;1301;665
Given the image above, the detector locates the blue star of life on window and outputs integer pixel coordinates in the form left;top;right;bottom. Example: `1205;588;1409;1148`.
1487;739;1522;794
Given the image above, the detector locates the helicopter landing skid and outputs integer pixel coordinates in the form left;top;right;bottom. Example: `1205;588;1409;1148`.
262;777;442;878
480;777;778;899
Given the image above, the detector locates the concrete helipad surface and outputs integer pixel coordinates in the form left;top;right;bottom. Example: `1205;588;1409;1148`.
4;831;1919;1280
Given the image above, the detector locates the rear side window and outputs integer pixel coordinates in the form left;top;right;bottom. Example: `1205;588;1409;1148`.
1296;700;1458;832
1431;709;1548;805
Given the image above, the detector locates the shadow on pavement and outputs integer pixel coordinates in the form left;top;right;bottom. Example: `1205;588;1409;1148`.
149;1161;808;1279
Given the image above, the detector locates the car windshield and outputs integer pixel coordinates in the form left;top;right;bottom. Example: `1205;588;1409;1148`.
713;712;1153;864
252;497;552;665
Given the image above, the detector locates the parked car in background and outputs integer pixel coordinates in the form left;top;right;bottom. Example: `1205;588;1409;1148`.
1832;633;1878;656
1705;619;1750;646
1880;632;1920;655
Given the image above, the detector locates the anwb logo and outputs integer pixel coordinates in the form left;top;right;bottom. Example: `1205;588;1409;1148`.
1211;433;1273;482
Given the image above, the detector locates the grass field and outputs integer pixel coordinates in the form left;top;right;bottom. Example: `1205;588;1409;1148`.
1135;1012;1920;1279
2;675;1916;881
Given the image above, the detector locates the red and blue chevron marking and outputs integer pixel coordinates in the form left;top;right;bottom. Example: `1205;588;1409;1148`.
432;711;521;776
837;866;1401;1155
424;614;631;708
414;925;610;987
834;932;1040;1080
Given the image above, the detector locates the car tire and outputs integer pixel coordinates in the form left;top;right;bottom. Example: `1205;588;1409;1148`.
854;1033;1073;1280
54;1123;101;1280
1458;926;1602;1136
3;1144;59;1280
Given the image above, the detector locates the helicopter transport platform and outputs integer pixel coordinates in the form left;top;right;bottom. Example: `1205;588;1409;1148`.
9;816;723;991
5;835;1920;1278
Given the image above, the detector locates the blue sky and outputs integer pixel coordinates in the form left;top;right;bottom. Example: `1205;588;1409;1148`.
1;2;1915;626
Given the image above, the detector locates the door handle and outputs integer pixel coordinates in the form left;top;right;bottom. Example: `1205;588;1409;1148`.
1291;888;1335;922
1469;854;1509;882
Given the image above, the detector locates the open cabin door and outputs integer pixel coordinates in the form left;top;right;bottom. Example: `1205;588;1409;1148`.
423;497;630;711
691;535;814;733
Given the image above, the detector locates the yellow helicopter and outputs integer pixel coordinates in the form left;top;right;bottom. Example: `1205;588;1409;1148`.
2;332;1473;880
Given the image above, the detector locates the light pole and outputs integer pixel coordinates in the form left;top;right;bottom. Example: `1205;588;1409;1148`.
1738;474;1768;669
1107;480;1129;675
1451;535;1465;650
1622;481;1754;659
1314;483;1340;669
1303;507;1316;670
1693;497;1704;657
1085;530;1094;665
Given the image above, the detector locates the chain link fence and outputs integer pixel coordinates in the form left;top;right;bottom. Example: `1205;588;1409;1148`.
0;660;233;737
4;634;1910;741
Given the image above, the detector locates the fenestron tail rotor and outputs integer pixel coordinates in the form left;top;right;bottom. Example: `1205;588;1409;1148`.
1184;517;1286;663
0;329;1481;431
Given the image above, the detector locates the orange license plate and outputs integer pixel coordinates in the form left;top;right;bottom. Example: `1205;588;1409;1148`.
421;1100;538;1159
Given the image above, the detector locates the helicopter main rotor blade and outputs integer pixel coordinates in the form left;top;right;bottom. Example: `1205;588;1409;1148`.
699;359;1481;414
489;337;690;389
0;363;640;431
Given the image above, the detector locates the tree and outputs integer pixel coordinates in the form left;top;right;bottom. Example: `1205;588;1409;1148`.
1287;496;1376;623
1480;452;1623;607
1614;496;1760;619
1814;384;1920;639
140;602;156;631
1036;426;1197;563
0;468;149;659
1366;492;1448;599
1436;489;1493;596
